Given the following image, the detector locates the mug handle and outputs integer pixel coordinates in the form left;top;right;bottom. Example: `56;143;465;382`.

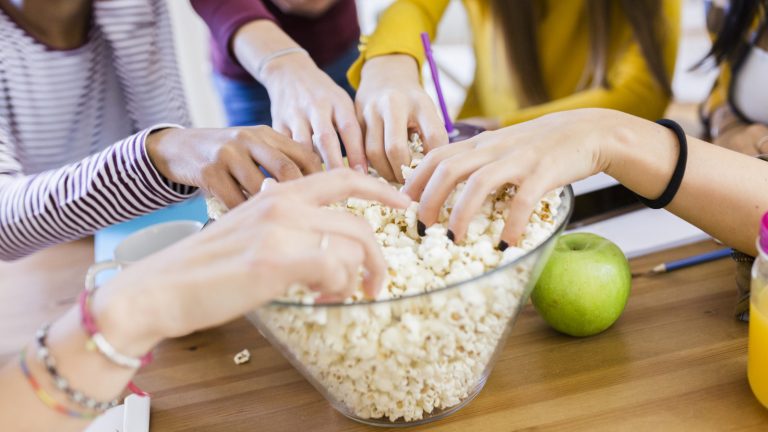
85;261;122;292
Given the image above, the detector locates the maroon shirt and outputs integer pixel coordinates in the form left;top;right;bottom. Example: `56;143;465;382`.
190;0;360;82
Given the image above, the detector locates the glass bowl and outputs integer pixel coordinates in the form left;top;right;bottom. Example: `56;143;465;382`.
247;186;574;427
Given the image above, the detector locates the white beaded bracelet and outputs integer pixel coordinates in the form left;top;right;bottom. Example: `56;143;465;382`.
90;332;143;369
255;47;310;81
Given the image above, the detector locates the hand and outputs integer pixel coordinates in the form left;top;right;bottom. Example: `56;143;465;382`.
713;123;768;155
403;109;621;246
356;55;449;183
271;0;339;17
146;126;322;209
96;169;412;356
260;52;366;171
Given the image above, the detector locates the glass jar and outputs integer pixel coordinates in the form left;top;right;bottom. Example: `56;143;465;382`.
748;212;768;409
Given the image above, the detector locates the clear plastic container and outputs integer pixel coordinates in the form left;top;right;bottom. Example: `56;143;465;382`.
247;187;574;426
749;212;768;409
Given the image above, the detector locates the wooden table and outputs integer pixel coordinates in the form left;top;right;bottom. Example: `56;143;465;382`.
1;238;767;431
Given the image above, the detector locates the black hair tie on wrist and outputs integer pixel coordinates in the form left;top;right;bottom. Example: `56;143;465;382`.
636;119;688;209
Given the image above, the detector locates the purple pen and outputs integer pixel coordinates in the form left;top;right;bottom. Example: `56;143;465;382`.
420;32;455;135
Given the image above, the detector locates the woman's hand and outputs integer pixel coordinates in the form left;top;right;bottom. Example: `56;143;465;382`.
713;123;768;155
403;109;637;246
146;126;323;209
96;169;411;356
356;55;449;183
259;52;367;171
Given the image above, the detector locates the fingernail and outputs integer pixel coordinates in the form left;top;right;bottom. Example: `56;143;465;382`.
417;220;426;237
447;229;455;243
354;164;367;174
498;240;509;251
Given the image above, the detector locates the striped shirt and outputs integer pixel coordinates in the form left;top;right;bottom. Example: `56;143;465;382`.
0;0;196;261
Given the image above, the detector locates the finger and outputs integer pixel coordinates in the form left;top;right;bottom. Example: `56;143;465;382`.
500;176;551;247
289;118;314;153
270;168;411;209
273;120;291;138
363;111;396;181
334;102;367;170
296;206;387;298
248;126;323;175
312;128;344;170
207;171;247;209
314;233;366;301
242;140;303;182
416;102;450;152
280;251;350;300
447;157;526;242
383;105;411;183
416;146;498;227
402;140;475;201
227;155;266;196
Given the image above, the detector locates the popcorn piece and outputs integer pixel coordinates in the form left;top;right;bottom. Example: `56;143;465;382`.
233;349;251;365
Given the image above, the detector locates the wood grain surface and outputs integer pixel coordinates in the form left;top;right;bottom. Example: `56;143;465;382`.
1;238;767;431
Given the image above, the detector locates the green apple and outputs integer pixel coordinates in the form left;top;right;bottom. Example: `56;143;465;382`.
532;232;631;337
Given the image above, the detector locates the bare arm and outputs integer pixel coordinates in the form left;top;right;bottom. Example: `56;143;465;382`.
605;111;768;255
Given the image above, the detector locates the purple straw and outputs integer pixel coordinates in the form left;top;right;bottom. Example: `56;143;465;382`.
420;32;455;134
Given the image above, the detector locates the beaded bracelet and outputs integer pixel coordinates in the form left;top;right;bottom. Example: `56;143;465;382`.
35;324;120;413
19;348;98;420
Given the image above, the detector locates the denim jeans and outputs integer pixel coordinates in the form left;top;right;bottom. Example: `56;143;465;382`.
213;43;359;127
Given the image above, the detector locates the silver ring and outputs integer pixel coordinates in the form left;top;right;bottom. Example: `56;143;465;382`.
319;233;330;251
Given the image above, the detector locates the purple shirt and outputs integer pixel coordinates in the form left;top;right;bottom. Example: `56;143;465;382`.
190;0;360;82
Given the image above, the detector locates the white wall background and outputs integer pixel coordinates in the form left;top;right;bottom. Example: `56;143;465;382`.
167;0;715;128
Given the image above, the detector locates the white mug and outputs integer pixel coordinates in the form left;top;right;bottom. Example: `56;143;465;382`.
87;221;203;288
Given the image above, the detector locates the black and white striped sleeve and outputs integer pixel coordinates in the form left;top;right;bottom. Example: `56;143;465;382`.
0;125;197;261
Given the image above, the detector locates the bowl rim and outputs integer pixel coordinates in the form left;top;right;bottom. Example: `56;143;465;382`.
269;185;575;309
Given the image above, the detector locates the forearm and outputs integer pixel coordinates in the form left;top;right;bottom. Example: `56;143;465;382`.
0;127;196;261
603;110;768;255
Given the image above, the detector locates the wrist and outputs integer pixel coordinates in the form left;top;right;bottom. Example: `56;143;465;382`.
603;112;680;200
259;50;317;87
361;54;420;85
91;277;164;359
145;128;178;183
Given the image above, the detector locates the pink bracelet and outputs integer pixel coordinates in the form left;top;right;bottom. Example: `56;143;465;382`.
78;289;152;396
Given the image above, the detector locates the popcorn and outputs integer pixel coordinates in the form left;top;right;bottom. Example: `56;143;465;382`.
233;349;251;365
211;134;563;423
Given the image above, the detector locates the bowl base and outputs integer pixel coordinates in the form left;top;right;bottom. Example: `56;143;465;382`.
341;374;489;428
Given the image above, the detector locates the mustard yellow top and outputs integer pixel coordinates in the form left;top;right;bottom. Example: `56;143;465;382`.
348;0;681;126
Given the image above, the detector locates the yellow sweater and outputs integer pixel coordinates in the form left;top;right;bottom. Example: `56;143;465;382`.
348;0;680;126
